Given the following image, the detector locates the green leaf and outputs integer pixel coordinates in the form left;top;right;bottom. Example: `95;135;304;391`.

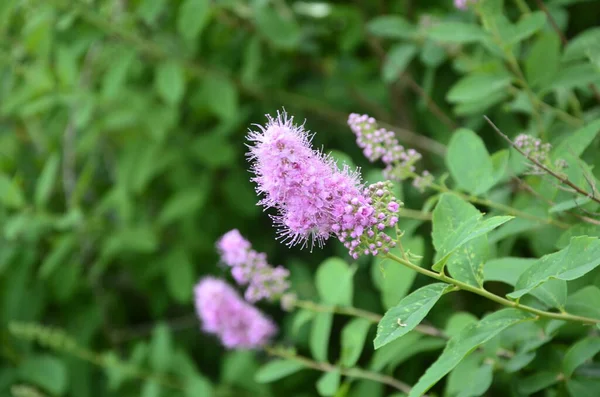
371;332;445;372
484;257;567;310
408;309;535;397
137;0;167;25
316;257;354;306
164;250;195;303
518;371;561;394
446;129;496;195
382;44;417;83
18;354;68;395
340;318;371;367
102;50;136;100
0;174;25;209
446;354;493;397
431;194;513;270
158;186;209;226
366;16;416;39
177;0;210;42
427;22;488;43
447;75;512;104
255;360;304;383
563;337;600;377
201;75;238;120
39;235;75;279
551;64;600;91
374;283;453;349
142;380;161;397
553;119;600;159
567;379;600;397
526;33;561;88
549;197;591;213
316;370;340;396
55;45;78;87
253;4;301;49
565;286;600;319
563;27;600;62
311;312;333;362
155;61;185;105
507;11;546;44
447;236;488;288
557;224;600;249
150;323;173;372
508;236;600;299
185;375;214;397
35;153;60;208
444;312;478;338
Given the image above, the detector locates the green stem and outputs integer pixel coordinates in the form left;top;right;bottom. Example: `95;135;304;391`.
385;253;600;326
264;346;415;394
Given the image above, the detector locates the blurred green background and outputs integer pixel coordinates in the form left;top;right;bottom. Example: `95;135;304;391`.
2;0;600;396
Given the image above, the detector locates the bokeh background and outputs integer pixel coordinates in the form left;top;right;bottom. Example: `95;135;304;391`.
2;0;600;396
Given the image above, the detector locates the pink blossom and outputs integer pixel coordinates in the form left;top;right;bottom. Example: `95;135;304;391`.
194;277;277;349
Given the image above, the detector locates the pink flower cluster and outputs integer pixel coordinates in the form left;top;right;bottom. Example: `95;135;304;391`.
454;0;477;10
347;113;423;182
514;134;566;174
194;277;277;349
247;112;392;256
217;229;290;303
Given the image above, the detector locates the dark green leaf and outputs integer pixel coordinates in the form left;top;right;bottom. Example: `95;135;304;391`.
18;355;68;395
382;44;417;83
253;4;301;49
35;153;59;208
177;0;210;42
164;250;195;303
563;337;600;377
526;33;561;88
340;318;371;367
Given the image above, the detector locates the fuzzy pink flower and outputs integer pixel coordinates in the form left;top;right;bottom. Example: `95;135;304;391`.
217;229;252;268
247;111;375;251
194;277;277;349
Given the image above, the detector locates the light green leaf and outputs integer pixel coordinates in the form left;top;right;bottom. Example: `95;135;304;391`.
164;250;195;303
484;257;567;310
551;64;600;91
317;369;340;396
567;379;600;397
374;283;453;349
508;236;600;299
253;4;301;49
444;312;478;339
255;360;304;383
563;337;600;377
177;0;210;42
155;61;185;105
142;380;161;397
55;45;78;87
150;323;172;372
446;129;496;195
0;174;25;209
366;16;416;39
446;354;493;397
201;75;238;121
35;153;60;208
557;224;600;249
137;0;167;25
185;375;214;397
447;75;512;104
102;50;136;100
408;309;535;397
447;236;488;288
382;44;417;83
526;33;561;88
316;257;355;306
341;318;372;367
292;309;315;336
18;354;68;395
507;11;546;44
549;197;591;213
565;286;600;319
432;194;513;270
427;22;488;43
563;27;600;62
553;119;600;159
311;312;333;362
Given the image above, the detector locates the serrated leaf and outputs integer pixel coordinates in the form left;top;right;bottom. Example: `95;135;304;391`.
508;236;600;299
431;194;513;270
447;75;512;104
177;0;210;42
484;257;567;310
155;61;185;105
18;354;68;395
427;22;488;43
317;370;340;396
35;153;60;208
446;236;488;288
341;318;371;367
563;337;600;377
366;16;416;39
150;323;172;372
316;257;354;306
382;44;417;83
255;360;304;383
311;312;333;362
374;283;453;349
553;119;600;159
446;129;496;195
408;309;535;397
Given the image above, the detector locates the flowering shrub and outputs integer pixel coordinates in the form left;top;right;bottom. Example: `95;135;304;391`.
3;0;600;397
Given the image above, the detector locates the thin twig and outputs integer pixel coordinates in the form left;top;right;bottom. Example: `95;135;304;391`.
484;116;600;205
264;346;416;394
